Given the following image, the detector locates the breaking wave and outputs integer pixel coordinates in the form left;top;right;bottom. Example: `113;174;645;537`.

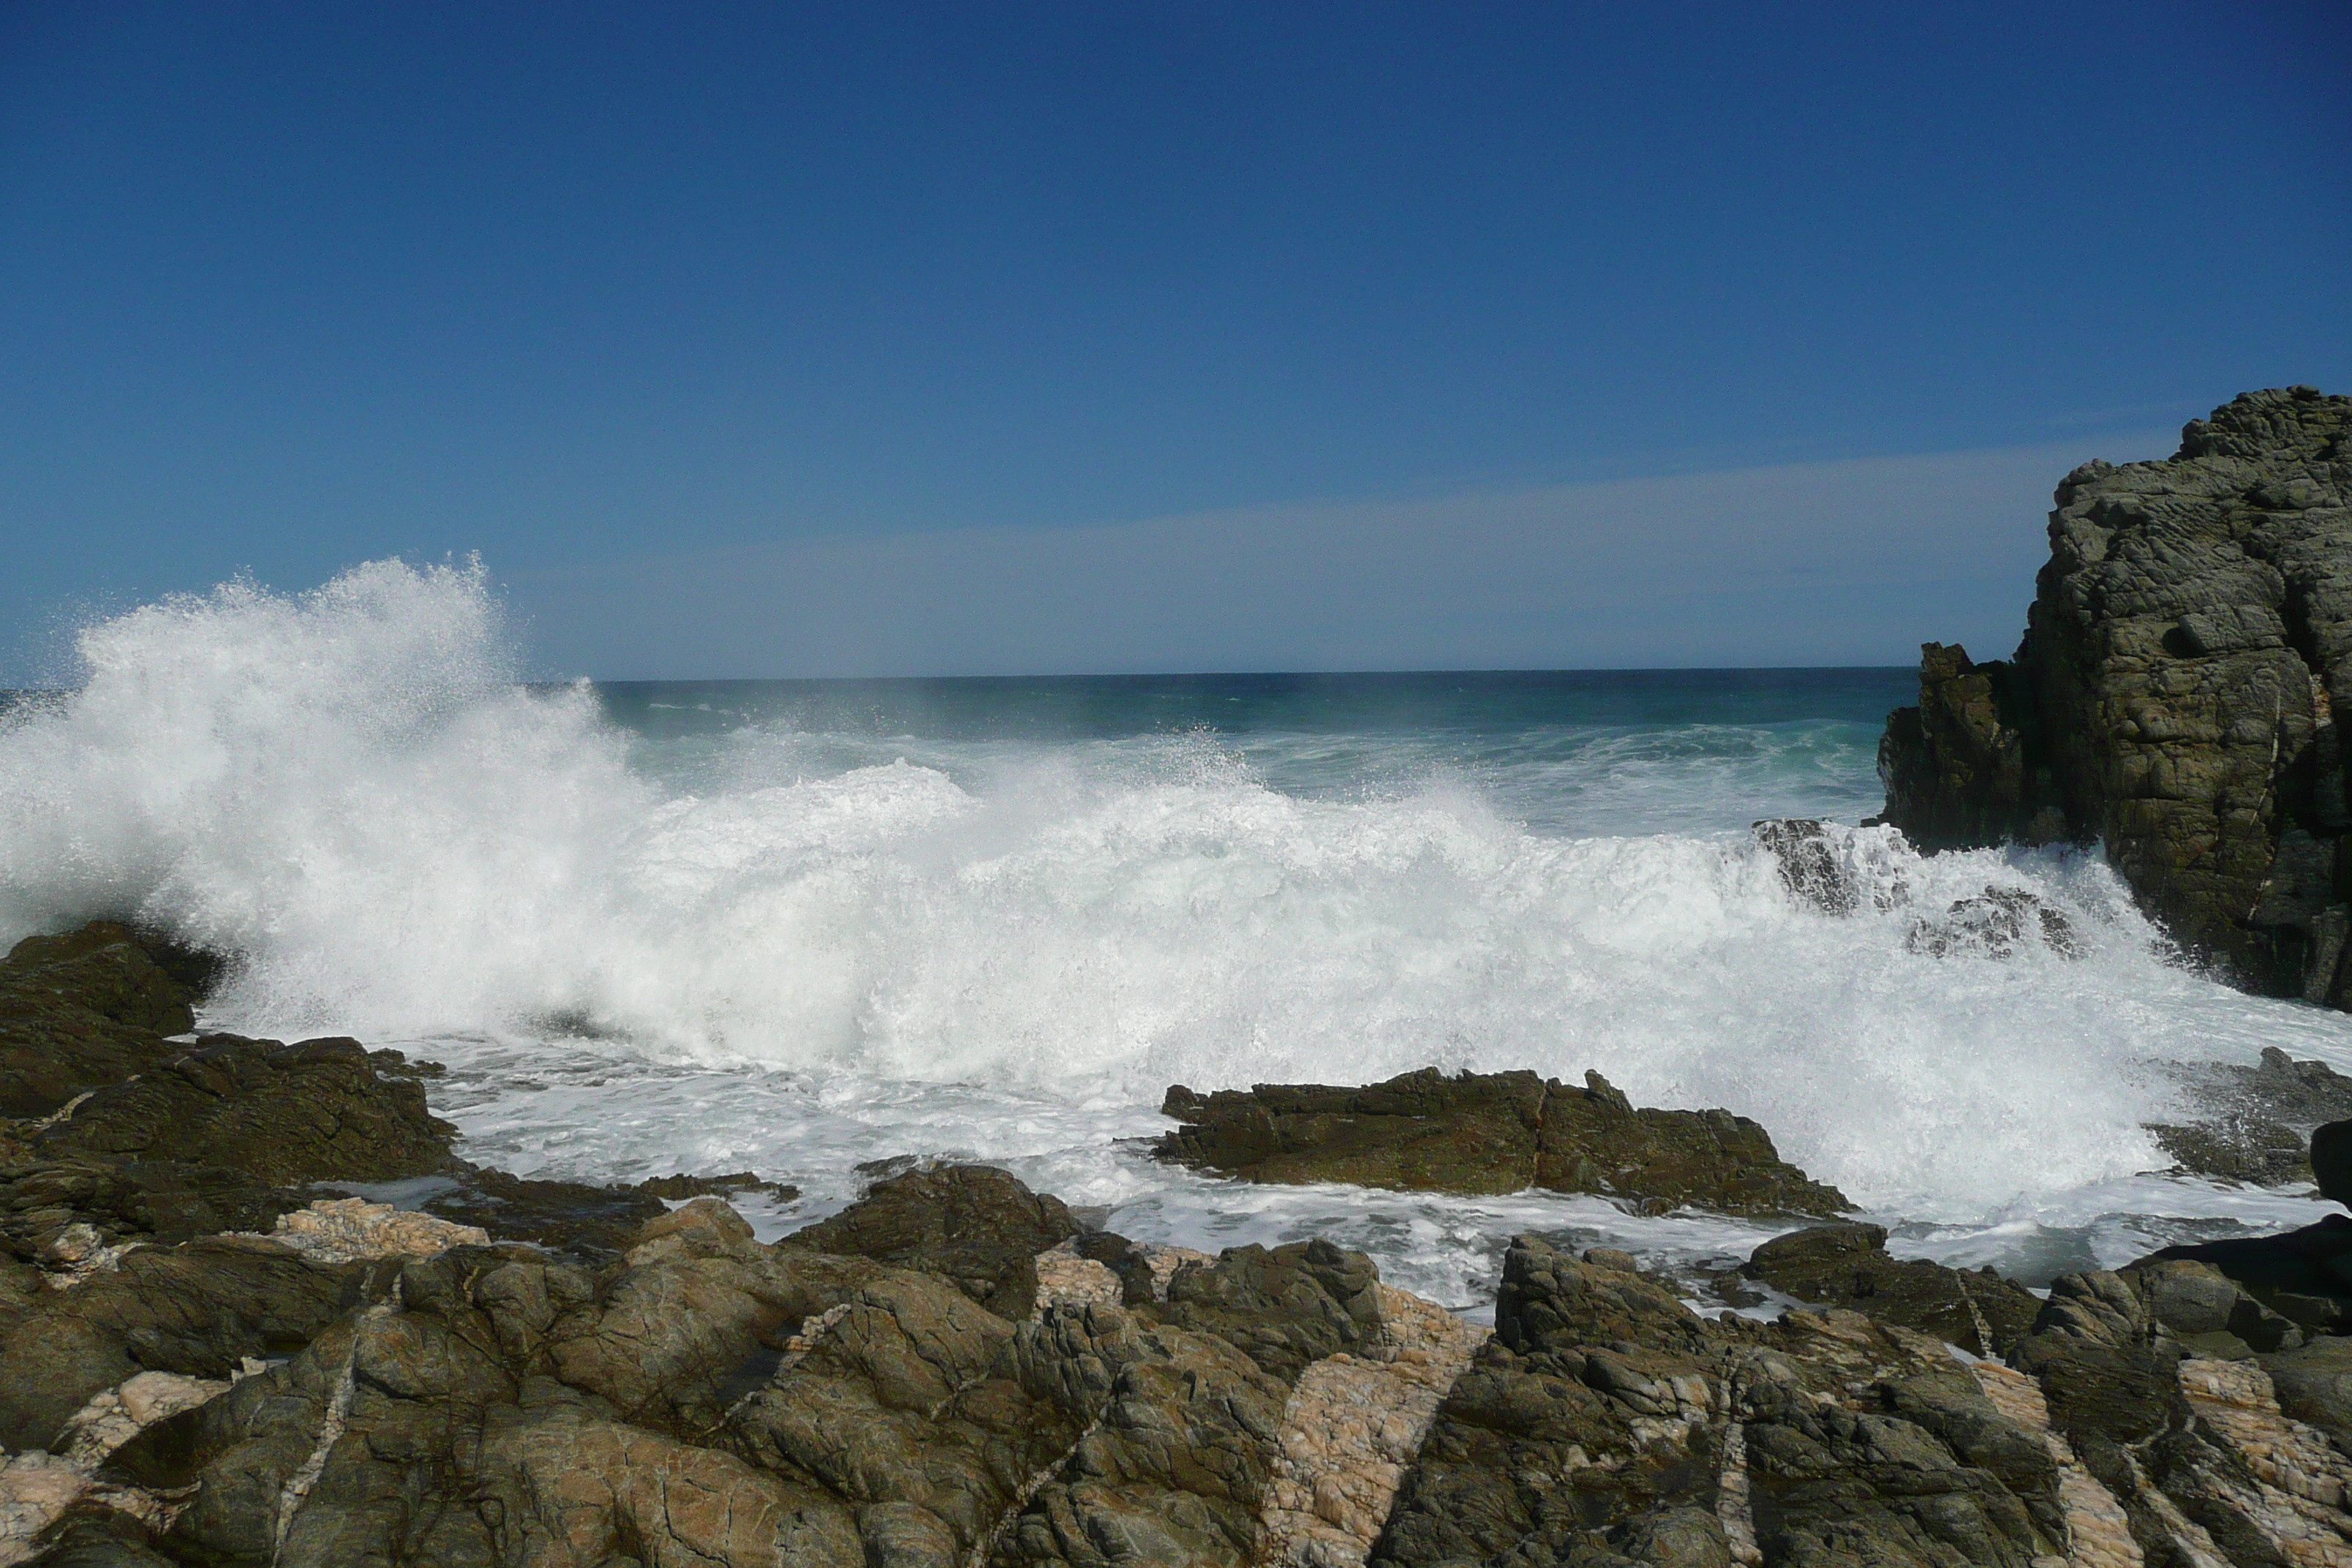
4;559;2346;1223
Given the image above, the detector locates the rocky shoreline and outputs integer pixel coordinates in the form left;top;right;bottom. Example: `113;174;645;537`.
1875;385;2352;1004
7;923;2352;1565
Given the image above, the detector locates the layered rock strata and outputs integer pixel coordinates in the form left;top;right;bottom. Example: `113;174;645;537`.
1371;1237;2352;1567
1157;1068;1852;1218
1877;385;2352;1000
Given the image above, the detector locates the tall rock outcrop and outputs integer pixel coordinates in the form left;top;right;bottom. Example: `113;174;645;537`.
1878;385;2352;1000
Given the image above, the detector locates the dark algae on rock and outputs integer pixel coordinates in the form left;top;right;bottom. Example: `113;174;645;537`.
1156;1066;1852;1218
1878;385;2352;1001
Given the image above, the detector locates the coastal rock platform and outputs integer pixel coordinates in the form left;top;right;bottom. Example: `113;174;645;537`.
6;922;2352;1565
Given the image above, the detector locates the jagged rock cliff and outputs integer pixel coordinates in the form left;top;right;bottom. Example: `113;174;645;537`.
1878;385;2352;1000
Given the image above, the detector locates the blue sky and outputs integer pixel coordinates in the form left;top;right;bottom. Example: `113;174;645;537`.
4;2;2347;679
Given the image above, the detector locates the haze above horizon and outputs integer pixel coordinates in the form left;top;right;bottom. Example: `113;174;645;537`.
4;3;2347;681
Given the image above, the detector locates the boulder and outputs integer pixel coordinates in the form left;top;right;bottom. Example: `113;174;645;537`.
778;1164;1082;1319
1876;386;2352;1001
34;1033;454;1186
1156;1070;1551;1196
1158;1068;1852;1218
1741;1224;2042;1357
2140;1213;2352;1332
1370;1236;2070;1568
0;923;200;1120
1533;1072;1852;1218
1145;1238;1382;1383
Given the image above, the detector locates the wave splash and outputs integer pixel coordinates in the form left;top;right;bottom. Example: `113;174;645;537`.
0;561;2313;1218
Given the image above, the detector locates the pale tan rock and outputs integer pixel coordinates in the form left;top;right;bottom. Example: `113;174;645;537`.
1032;1240;1120;1316
1258;1281;1489;1568
246;1196;488;1264
0;1367;241;1564
57;1370;232;1469
39;1221;138;1287
2176;1357;2352;1565
1970;1360;2143;1568
1139;1243;1213;1300
0;1453;88;1568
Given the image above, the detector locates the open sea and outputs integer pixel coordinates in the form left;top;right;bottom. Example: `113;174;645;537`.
5;559;2348;1311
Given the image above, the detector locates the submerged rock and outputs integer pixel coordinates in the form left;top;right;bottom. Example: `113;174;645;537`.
630;1169;800;1204
2146;1045;2352;1184
1877;386;2352;1002
1157;1067;1852;1218
1902;884;2081;960
1751;818;1859;914
416;1166;670;1261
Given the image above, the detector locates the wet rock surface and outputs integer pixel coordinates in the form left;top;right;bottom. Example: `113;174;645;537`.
2147;1045;2352;1185
34;1033;453;1186
1158;1068;1853;1218
1877;385;2352;1003
7;919;2351;1566
777;1161;1082;1319
0;926;200;1121
414;1166;671;1262
1741;1223;2043;1357
1902;884;2081;960
1749;818;1861;915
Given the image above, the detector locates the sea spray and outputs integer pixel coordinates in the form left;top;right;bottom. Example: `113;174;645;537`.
4;560;2351;1250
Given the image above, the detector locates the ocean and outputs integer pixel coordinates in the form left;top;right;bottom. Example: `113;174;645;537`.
3;558;2344;1311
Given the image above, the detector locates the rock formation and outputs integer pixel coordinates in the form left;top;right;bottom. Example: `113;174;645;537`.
1157;1068;1853;1218
7;919;2352;1565
1877;385;2352;1000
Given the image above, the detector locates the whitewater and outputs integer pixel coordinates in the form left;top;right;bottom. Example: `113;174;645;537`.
5;559;2349;1308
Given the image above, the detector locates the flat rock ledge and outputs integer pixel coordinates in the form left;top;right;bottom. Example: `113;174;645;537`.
1156;1066;1852;1218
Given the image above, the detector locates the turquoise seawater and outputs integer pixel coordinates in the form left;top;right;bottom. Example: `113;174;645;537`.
595;668;1914;840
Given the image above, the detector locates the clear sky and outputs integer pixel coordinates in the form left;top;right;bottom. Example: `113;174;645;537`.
4;2;2348;679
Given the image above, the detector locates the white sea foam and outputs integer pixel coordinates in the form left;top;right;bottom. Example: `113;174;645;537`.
7;560;2352;1294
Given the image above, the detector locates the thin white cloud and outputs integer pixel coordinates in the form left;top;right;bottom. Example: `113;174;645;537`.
513;431;2178;676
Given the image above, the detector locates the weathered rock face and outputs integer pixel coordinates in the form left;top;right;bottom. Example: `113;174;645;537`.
2146;1045;2352;1185
1742;1223;2043;1358
10;1188;1406;1568
0;924;200;1120
777;1163;1083;1319
1158;1068;1852;1218
34;1033;454;1186
1372;1238;2073;1568
1373;1236;2352;1568
1877;385;2352;1000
